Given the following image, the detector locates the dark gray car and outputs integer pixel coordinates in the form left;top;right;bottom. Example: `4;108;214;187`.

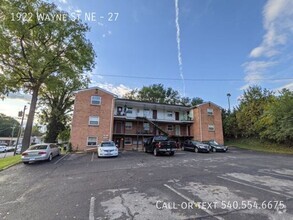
182;140;210;153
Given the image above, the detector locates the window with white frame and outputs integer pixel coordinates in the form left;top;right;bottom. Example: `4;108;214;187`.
124;137;132;145
125;122;133;130
126;107;133;114
167;111;173;117
91;96;101;105
167;124;173;131
208;124;215;131
87;137;97;146
207;108;214;115
89;116;99;126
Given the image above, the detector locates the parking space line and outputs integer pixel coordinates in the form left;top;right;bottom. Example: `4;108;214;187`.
91;152;95;162
164;184;225;220
218;176;292;198
89;197;95;220
258;170;293;179
54;153;69;165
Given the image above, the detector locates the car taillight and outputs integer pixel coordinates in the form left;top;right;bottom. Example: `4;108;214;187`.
22;152;28;156
156;142;161;148
38;151;46;155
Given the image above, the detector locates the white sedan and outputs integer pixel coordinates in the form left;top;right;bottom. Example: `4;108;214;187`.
97;141;118;157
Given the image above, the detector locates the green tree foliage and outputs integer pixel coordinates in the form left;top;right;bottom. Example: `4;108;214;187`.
0;0;95;150
236;86;274;137
123;84;203;106
38;73;89;143
0;114;20;137
223;86;292;146
31;125;43;136
257;89;293;145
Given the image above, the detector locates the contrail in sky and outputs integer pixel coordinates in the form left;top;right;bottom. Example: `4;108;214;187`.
175;0;186;96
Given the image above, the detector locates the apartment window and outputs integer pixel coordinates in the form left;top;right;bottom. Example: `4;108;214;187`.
125;122;133;130
143;122;150;131
87;137;97;146
207;108;214;115
208;124;215;132
89;116;99;126
126;107;133;114
91;96;101;105
167;125;173;131
143;109;150;117
124;137;132;145
167;111;173;117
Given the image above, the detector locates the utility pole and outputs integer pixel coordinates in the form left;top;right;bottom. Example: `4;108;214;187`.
227;93;231;113
13;105;27;156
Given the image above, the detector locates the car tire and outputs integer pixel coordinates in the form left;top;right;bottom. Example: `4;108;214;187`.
23;162;29;165
144;147;148;153
194;147;198;153
170;151;174;156
212;148;216;153
153;148;158;156
48;154;53;162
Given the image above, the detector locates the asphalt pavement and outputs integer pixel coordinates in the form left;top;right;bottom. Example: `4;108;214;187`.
0;147;292;220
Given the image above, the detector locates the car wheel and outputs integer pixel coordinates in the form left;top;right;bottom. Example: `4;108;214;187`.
212;148;216;153
144;147;148;153
170;151;174;156
48;154;53;162
153;148;158;156
23;162;29;165
194;147;198;153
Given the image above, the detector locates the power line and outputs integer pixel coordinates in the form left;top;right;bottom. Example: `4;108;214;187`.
89;74;293;82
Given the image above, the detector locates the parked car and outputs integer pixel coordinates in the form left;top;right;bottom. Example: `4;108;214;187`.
0;145;7;153
5;146;15;152
21;143;60;164
97;141;119;157
15;145;22;154
182;140;210;153
203;140;228;152
144;136;177;156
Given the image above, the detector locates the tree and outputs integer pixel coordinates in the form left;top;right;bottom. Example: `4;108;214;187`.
257;89;293;145
31;125;43;137
0;0;95;151
236;86;274;137
123;84;204;106
38;73;89;143
0;114;20;137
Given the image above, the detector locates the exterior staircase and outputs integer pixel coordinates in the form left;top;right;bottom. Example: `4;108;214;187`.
136;116;169;136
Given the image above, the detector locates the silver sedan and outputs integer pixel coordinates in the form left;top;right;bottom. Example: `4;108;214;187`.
21;143;60;164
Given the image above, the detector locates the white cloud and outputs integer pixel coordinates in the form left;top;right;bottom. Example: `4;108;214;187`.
276;81;293;91
94;83;132;97
241;61;276;89
250;0;293;58
58;0;68;4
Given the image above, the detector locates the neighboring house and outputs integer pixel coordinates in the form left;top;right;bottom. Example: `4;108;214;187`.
70;87;224;151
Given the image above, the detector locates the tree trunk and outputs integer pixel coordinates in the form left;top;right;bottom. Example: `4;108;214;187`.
44;116;63;143
21;87;39;152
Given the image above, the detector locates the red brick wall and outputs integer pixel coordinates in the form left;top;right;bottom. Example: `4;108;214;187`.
191;103;224;144
70;89;115;151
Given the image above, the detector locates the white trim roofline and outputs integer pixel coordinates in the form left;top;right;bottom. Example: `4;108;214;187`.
192;101;223;110
73;86;118;97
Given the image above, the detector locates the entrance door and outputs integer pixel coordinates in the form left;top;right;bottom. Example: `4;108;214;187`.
115;121;123;134
175;125;180;136
175;112;179;121
153;110;157;119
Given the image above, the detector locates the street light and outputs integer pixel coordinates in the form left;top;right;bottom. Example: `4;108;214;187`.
227;93;231;113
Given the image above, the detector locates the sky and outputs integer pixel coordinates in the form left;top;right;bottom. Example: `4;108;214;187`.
1;0;293;119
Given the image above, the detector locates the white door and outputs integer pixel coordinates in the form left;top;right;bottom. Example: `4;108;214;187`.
175;125;180;136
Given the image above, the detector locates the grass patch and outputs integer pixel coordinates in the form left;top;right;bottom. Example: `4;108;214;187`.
0;155;22;170
225;138;293;154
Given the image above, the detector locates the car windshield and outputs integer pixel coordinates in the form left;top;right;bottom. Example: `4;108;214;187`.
101;142;115;147
29;145;48;150
211;140;219;145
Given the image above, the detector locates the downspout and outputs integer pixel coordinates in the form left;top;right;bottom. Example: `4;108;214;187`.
110;97;115;140
199;107;203;141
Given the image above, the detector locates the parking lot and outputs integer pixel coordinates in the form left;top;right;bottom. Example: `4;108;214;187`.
0;147;292;220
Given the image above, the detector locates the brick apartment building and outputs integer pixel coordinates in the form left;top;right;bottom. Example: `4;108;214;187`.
70;87;224;151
